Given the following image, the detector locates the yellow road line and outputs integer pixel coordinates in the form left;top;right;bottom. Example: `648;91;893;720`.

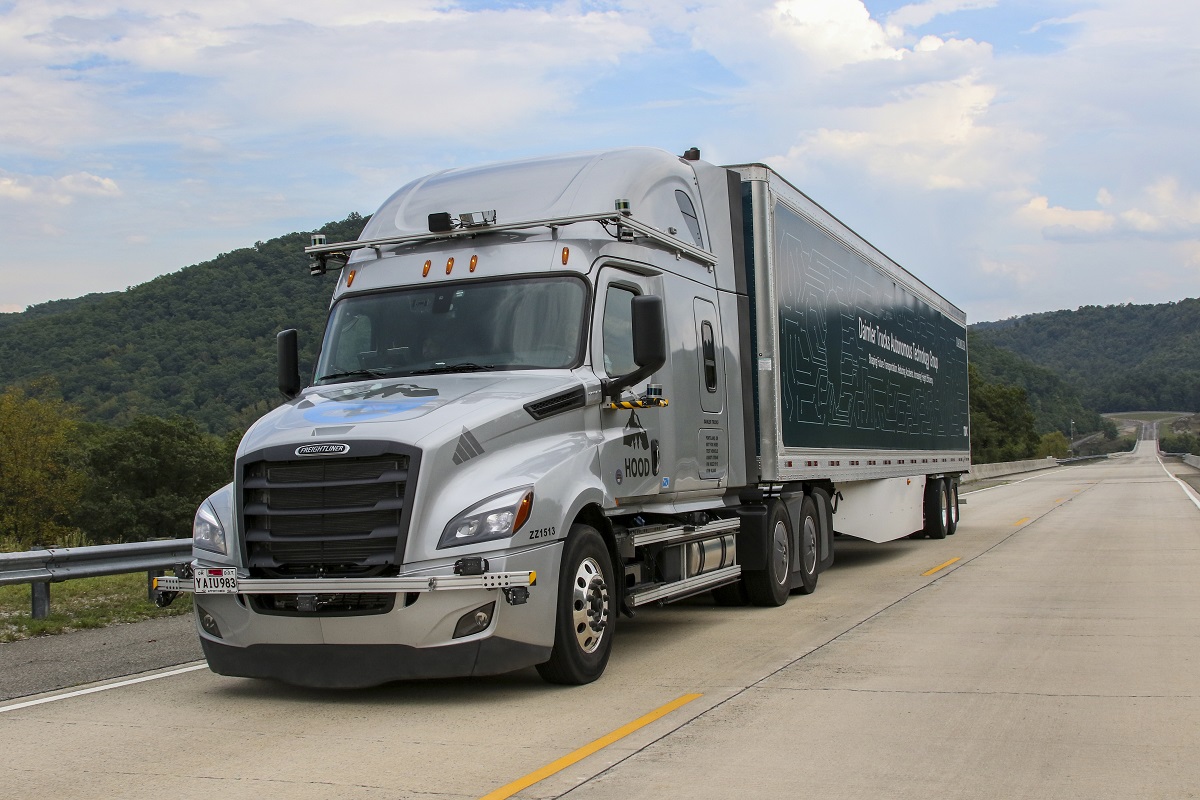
1014;517;1030;526
479;692;703;800
922;557;961;576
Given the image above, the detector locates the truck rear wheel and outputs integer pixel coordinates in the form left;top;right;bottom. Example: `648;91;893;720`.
743;502;791;607
536;524;616;685
946;481;959;536
923;478;949;539
791;496;819;595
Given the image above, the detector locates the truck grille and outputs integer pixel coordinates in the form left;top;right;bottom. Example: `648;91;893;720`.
240;450;416;579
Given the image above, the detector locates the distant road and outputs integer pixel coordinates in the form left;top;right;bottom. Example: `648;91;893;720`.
4;440;1200;799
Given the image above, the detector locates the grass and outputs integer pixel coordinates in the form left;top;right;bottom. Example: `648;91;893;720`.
0;571;192;643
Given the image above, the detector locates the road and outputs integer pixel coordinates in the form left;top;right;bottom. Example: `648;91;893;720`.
3;440;1198;799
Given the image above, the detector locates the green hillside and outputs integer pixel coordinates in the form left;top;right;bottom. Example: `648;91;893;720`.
0;214;365;433
967;332;1109;437
973;299;1200;412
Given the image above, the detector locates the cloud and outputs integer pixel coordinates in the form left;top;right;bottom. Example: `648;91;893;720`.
0;2;652;148
0;170;122;206
1019;178;1200;242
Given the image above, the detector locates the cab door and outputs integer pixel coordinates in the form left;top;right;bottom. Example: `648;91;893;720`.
593;266;669;501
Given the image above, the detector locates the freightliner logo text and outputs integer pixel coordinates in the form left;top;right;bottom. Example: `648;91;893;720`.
295;443;350;456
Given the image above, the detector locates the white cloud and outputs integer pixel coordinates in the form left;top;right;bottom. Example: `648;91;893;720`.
1018;195;1114;235
0;170;122;206
1018;178;1200;241
1;0;1199;322
885;0;998;32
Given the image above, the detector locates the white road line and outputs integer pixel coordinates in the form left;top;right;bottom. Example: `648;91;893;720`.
1158;455;1200;512
0;663;208;714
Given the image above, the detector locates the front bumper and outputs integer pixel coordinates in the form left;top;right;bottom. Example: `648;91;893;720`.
167;545;561;687
200;637;550;688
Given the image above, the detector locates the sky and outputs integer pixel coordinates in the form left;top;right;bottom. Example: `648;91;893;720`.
1;0;1196;322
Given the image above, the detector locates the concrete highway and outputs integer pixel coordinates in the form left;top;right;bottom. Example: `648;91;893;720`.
3;440;1198;799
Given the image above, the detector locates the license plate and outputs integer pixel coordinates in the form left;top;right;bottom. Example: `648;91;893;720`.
194;568;238;594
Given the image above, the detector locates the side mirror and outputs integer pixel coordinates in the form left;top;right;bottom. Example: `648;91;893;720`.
603;295;667;400
277;329;301;399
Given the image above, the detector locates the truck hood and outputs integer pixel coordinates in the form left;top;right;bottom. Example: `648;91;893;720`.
241;372;582;453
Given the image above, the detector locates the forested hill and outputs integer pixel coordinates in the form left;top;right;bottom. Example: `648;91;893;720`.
966;332;1108;436
0;214;365;433
973;299;1200;412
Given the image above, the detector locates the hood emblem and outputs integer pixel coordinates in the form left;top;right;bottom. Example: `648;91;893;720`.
453;428;484;465
296;443;350;457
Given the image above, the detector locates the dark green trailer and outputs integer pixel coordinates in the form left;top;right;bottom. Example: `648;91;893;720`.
732;164;970;541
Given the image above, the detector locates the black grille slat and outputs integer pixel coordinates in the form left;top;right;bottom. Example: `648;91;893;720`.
255;456;407;484
240;449;417;581
257;483;400;510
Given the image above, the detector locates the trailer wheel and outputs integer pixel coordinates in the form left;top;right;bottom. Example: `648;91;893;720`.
744;502;791;607
791;496;819;595
923;478;949;539
536;524;616;685
946;481;960;536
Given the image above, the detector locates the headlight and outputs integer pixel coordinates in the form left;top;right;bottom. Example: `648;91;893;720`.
438;487;534;549
194;501;228;555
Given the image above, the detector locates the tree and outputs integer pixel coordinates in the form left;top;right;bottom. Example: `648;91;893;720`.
969;364;1040;464
74;416;232;544
0;385;85;548
1036;431;1070;459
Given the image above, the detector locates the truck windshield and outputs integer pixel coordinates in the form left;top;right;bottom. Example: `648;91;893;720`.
314;276;588;384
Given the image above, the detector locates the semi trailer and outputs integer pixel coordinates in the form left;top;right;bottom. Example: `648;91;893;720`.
157;146;970;687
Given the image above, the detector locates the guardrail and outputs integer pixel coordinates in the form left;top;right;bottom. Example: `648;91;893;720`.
1056;454;1111;465
0;539;191;619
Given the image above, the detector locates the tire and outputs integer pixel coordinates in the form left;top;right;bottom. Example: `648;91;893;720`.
791;495;819;595
923;478;949;539
536;524;616;685
743;501;791;607
946;481;959;536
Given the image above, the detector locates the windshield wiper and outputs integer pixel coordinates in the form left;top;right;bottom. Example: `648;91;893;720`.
316;368;390;383
410;362;496;375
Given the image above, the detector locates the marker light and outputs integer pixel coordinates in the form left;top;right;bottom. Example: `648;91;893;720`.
346;270;356;287
423;260;431;277
446;257;455;275
469;255;478;272
561;247;570;265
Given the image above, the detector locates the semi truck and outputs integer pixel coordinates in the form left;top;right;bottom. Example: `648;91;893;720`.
156;146;970;687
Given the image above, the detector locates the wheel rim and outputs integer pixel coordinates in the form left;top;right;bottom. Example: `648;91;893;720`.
940;485;950;528
571;556;609;654
802;514;818;576
950;485;959;524
771;519;790;585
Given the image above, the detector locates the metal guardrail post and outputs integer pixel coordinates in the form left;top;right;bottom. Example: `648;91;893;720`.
32;581;50;619
147;569;163;602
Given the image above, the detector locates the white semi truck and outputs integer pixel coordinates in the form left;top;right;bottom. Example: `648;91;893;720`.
157;147;970;687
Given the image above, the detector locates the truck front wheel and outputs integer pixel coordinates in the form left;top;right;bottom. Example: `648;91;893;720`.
536;524;616;685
